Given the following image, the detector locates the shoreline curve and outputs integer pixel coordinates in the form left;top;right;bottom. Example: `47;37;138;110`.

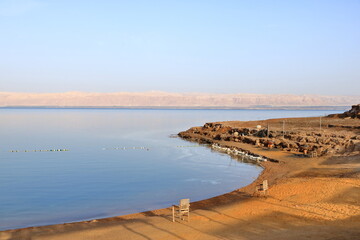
1;116;359;240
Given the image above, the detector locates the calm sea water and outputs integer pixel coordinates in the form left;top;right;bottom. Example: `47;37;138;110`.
0;109;338;230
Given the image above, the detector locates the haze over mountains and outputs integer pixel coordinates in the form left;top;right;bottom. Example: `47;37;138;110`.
0;92;359;109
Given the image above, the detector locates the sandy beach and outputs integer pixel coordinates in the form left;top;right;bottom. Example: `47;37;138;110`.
1;115;359;240
2;0;359;238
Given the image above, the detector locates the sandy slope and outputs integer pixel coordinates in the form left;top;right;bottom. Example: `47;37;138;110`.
1;119;359;240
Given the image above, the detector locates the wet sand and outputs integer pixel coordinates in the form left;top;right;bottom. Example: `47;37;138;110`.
1;117;359;240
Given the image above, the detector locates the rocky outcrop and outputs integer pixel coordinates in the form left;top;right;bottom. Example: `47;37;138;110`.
328;104;360;119
179;122;359;157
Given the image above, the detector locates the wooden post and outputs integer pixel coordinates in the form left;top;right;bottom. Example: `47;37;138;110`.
267;123;269;138
282;121;285;137
320;116;322;131
172;205;175;222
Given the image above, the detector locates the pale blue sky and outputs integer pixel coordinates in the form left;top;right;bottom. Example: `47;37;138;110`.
1;0;359;95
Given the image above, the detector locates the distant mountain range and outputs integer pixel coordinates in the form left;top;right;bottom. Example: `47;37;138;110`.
0;92;359;110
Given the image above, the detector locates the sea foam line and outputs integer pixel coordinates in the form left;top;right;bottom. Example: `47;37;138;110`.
211;143;267;162
9;149;69;153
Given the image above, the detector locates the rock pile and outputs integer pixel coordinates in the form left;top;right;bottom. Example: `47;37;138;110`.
178;122;359;157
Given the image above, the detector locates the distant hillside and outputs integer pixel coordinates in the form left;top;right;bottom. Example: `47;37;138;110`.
0;92;359;109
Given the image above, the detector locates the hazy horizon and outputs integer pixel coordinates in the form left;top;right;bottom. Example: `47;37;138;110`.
2;90;360;97
1;91;359;108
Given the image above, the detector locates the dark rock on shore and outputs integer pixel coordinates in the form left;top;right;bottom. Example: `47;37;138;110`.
179;120;359;157
328;104;360;119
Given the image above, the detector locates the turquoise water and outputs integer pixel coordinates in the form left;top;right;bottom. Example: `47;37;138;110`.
0;109;338;230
